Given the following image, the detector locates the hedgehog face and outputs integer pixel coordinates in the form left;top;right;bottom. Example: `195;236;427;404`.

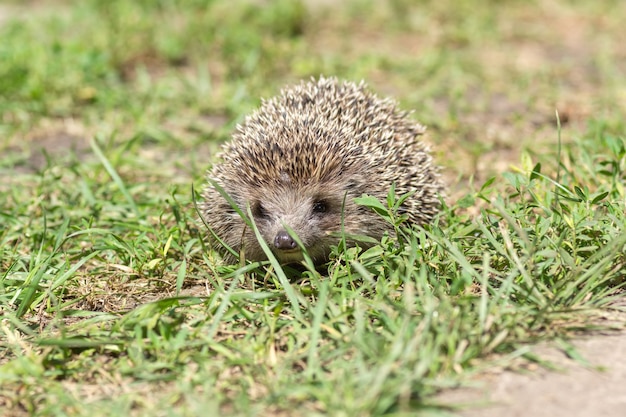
247;184;354;264
205;169;389;265
204;176;389;265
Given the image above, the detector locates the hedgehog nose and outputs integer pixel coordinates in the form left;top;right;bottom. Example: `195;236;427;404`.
274;230;297;251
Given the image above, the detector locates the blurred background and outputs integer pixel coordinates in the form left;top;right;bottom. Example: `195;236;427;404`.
1;0;624;193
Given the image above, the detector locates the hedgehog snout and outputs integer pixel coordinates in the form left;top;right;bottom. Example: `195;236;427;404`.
273;230;297;251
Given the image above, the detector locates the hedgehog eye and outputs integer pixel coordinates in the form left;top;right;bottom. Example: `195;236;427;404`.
312;200;328;214
253;202;269;219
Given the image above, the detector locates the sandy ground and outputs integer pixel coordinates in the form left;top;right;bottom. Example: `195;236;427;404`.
436;311;626;417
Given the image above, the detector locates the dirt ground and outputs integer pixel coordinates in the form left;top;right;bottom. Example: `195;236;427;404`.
435;308;626;417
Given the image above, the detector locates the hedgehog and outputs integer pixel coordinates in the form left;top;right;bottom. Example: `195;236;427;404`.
200;76;445;265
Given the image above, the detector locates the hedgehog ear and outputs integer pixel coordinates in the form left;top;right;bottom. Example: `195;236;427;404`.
344;179;364;194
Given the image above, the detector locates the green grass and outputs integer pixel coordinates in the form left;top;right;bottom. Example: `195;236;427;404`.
1;0;625;416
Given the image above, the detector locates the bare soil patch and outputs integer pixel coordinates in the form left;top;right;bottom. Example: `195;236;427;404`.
436;308;626;416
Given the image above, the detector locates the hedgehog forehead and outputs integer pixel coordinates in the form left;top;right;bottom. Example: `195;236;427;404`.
248;178;346;211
